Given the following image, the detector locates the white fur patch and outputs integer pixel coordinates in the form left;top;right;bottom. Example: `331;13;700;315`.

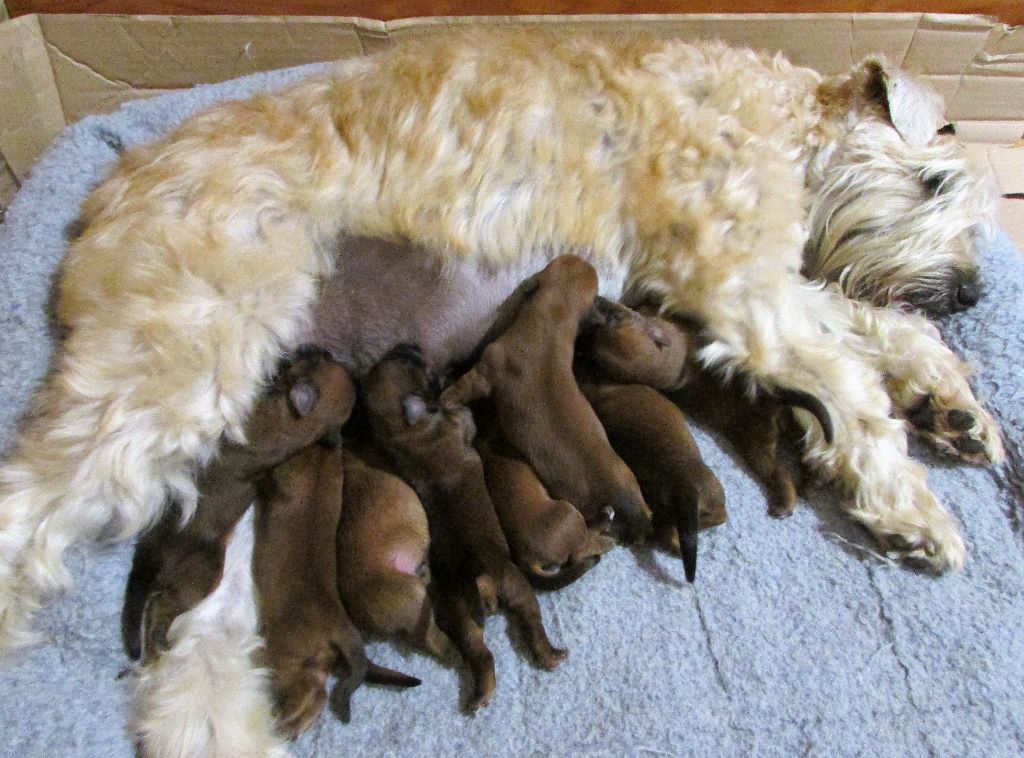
129;508;290;758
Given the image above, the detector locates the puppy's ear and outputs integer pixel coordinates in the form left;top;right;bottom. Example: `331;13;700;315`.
401;395;429;425
644;321;670;349
288;381;319;417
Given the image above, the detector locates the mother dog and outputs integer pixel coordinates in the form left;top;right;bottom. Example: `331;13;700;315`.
0;31;1001;650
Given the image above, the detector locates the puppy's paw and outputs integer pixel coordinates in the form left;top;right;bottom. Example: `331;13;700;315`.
905;393;1004;465
140;591;182;662
538;646;568;671
475;575;499;616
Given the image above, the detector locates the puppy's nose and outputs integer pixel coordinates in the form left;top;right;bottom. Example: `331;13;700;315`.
956;281;982;308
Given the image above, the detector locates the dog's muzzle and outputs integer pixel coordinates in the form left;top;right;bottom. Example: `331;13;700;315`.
953;280;982;310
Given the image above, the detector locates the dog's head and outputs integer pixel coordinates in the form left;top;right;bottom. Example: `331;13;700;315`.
805;58;995;315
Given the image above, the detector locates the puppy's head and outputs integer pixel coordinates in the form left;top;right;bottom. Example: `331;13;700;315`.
806;58;994;315
363;344;475;450
243;345;356;462
580;298;695;390
532;255;600;317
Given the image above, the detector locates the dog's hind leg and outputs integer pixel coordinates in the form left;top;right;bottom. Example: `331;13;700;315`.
831;291;1003;465
0;226;326;654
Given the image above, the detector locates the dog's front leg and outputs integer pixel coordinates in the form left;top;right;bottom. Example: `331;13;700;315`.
829;290;1004;465
699;281;967;572
441;347;500;407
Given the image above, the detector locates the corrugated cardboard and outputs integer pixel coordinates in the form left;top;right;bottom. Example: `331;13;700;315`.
1;12;1022;242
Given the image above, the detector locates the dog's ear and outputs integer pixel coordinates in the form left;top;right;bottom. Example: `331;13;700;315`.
288;381;319;417
860;58;946;147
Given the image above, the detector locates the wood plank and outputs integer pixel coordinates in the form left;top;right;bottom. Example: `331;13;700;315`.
7;0;1023;26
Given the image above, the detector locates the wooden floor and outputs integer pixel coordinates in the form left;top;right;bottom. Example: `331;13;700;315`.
7;0;1023;25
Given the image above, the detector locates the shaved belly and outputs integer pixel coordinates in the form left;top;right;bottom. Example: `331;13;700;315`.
307;236;629;374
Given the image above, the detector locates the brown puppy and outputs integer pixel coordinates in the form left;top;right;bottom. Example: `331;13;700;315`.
254;438;420;737
121;346;358;662
580;382;720;582
441;256;651;542
476;432;614;588
581;299;833;518
336;446;457;661
363;344;565;711
675;374;811;519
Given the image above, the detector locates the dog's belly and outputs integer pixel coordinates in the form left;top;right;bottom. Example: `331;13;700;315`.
307;237;628;374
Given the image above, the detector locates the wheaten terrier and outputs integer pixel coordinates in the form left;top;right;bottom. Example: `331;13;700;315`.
0;31;1002;651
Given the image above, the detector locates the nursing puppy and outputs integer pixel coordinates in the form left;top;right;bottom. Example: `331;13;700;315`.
442;256;652;542
122;346;357;661
476;432;615;588
336;446;457;661
676;373;810;519
0;32;1002;649
254;439;420;736
581;300;831;518
363;344;565;710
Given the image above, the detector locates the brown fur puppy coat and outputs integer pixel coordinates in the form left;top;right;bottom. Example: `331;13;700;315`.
441;256;652;542
121;346;357;662
476;431;614;588
254;439;419;737
582;300;832;517
362;344;565;711
336;446;457;661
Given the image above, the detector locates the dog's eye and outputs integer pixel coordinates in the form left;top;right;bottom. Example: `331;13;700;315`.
937;123;956;136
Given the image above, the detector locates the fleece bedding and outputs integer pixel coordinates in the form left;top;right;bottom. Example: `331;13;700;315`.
1;60;1023;758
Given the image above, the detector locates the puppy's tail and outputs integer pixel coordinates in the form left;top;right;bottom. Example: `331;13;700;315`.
364;661;422;688
677;500;699;584
776;387;834;444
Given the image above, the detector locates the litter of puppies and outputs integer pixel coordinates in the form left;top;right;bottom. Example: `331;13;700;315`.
124;255;830;732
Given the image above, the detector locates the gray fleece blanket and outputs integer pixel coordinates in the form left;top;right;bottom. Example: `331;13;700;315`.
1;62;1023;758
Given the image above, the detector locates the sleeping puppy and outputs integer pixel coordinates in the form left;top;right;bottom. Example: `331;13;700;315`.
579;382;720;582
581;298;833;517
441;256;652;542
121;346;358;662
336;446;458;661
363;344;566;711
475;431;614;589
676;373;812;518
254;438;420;737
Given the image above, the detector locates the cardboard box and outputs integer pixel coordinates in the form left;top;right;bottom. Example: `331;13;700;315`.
1;12;1022;240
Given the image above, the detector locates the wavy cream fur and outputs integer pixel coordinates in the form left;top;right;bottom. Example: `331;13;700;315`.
129;508;291;758
0;32;1002;649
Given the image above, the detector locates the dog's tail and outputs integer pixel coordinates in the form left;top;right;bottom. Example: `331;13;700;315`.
776;387;834;444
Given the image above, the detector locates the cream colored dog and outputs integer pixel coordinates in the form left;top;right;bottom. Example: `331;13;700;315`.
0;31;1002;651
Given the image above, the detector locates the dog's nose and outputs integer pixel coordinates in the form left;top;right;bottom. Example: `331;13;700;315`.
956;281;982;308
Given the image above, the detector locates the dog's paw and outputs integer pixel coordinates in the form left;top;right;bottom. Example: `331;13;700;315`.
876;513;966;574
905;393;1004;465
